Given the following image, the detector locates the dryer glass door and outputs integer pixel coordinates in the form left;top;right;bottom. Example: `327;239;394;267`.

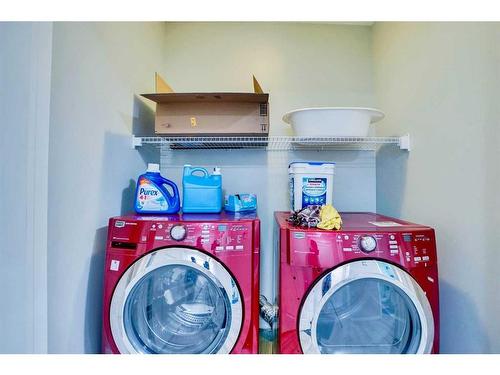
110;247;243;354
299;260;434;354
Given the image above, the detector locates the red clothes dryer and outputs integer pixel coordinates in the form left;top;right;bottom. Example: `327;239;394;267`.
101;213;260;354
276;212;439;354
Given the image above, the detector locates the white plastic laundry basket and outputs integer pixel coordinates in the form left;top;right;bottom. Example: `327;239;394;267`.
283;107;384;137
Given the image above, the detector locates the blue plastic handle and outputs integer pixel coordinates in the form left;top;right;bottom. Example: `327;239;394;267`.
161;177;179;199
188;167;209;177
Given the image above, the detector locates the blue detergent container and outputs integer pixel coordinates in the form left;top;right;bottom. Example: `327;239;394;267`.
134;163;180;214
182;165;222;213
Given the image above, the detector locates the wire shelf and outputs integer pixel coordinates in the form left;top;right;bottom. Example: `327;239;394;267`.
133;135;410;151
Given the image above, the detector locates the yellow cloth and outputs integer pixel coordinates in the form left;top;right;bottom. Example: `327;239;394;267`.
317;204;342;230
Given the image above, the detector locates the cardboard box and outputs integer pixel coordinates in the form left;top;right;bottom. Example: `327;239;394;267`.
141;75;269;137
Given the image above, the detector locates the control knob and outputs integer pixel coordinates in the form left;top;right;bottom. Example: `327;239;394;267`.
359;235;377;253
170;225;187;241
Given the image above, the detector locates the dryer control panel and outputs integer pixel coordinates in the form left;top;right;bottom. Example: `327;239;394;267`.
288;229;436;269
398;232;436;268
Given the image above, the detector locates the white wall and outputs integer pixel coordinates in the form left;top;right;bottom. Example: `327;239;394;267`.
48;22;166;353
0;22;52;353
373;22;500;353
159;22;376;311
162;22;375;134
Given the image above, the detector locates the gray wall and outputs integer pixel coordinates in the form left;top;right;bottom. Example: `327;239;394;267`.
48;22;166;353
373;22;500;353
0;22;52;353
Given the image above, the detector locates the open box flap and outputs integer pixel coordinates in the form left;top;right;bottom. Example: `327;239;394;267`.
142;73;268;103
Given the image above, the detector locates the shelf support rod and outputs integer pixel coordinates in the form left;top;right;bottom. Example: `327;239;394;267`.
399;134;411;151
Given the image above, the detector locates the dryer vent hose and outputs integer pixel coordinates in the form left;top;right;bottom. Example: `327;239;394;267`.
259;295;278;327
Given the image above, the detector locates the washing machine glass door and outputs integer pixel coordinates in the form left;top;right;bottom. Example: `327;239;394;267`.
299;260;434;354
110;247;243;354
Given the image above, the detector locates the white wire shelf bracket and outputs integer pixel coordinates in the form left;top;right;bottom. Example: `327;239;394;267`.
132;135;411;151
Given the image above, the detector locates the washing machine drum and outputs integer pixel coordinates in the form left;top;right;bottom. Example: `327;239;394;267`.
299;260;434;354
110;247;243;354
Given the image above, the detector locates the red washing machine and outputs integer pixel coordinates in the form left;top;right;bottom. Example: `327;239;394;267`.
276;212;439;354
101;213;260;354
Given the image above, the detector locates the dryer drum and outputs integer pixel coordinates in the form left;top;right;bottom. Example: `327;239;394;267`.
298;260;434;354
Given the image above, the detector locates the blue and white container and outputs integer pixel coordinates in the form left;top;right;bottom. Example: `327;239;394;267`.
182;165;223;213
134;163;181;214
289;162;335;211
225;193;257;212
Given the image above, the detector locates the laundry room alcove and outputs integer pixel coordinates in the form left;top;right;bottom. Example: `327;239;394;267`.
14;21;496;355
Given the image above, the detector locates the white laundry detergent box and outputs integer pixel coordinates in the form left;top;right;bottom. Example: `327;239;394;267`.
289;162;335;211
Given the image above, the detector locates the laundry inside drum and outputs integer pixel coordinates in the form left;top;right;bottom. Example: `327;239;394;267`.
123;264;231;354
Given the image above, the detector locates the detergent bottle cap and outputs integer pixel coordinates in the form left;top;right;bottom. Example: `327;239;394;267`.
213;167;221;175
147;163;160;173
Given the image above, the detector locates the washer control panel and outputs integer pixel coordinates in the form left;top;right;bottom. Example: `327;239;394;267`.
144;221;252;253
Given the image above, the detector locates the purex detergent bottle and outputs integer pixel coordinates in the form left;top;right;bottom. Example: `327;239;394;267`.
134;163;180;214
